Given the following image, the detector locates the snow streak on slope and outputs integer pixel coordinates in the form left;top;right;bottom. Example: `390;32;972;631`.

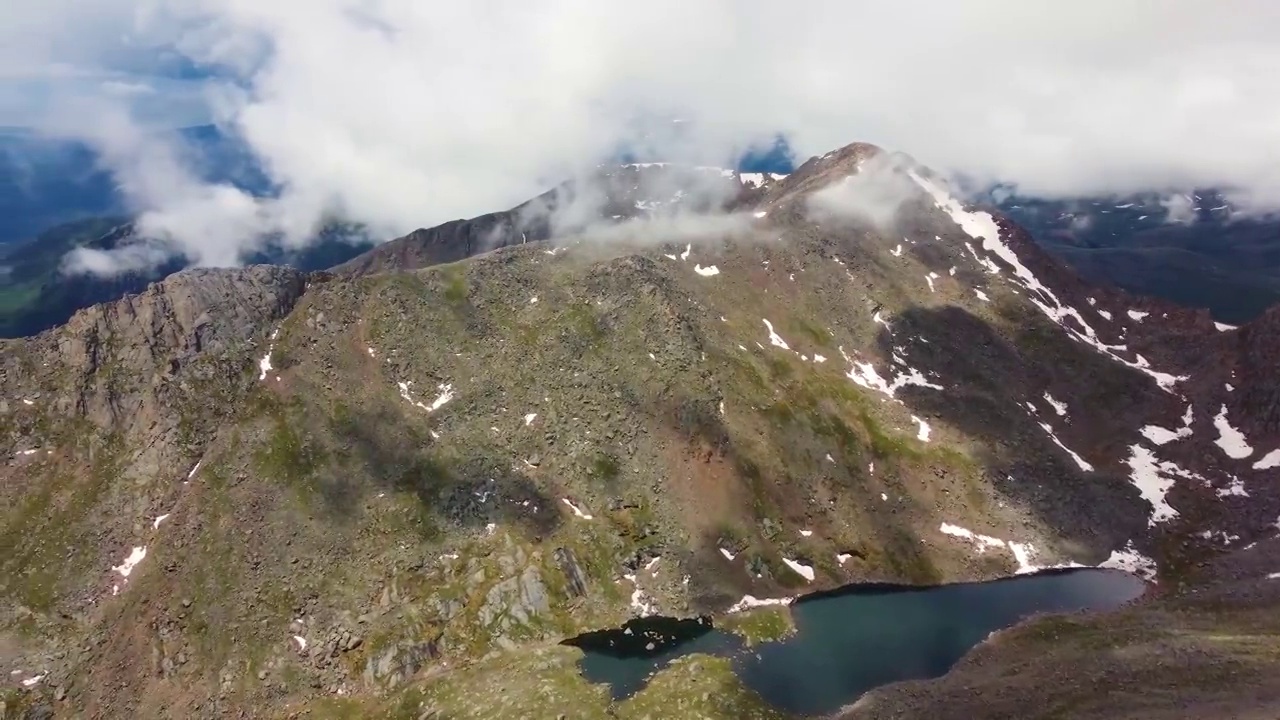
908;170;1187;392
1213;405;1254;459
1255;449;1280;470
1124;445;1206;526
1140;405;1193;446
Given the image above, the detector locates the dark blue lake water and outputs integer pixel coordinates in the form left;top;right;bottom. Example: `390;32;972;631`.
565;568;1146;716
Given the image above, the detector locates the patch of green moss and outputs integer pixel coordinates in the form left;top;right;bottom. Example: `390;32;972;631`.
590;451;622;483
565;302;606;344
718;606;796;646
252;400;325;489
617;654;786;720
794;317;834;348
859;409;924;462
442;265;469;305
0;436;121;613
412;644;613;719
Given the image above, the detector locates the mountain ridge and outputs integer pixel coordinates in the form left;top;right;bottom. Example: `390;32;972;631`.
2;139;1279;719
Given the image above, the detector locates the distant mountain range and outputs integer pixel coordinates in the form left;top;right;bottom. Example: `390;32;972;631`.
989;192;1280;325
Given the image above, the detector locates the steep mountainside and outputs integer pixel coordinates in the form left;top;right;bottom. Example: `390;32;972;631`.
2;142;1278;719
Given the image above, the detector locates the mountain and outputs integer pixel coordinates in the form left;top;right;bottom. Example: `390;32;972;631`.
991;192;1280;325
0;219;375;338
2;141;1279;719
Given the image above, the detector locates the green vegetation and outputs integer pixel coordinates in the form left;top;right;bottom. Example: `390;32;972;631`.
565;302;606;343
719;606;796;646
252;399;325;489
794;317;834;348
0;435;120;613
441;264;470;305
589;451;622;482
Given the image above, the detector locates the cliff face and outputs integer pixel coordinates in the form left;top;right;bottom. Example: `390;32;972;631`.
2;143;1278;719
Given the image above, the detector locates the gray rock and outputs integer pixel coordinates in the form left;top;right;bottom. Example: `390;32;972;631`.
553;547;589;597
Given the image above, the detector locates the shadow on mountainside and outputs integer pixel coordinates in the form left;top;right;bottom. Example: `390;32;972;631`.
880;304;1160;561
248;389;564;540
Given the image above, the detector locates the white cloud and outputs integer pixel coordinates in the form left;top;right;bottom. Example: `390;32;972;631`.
806;150;923;229
62;241;174;276
1159;193;1198;224
4;0;1280;268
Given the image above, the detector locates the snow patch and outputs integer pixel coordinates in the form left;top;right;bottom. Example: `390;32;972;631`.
782;558;815;582
624;573;658;617
726;595;793;613
1125;445;1200;525
1212;405;1253;459
1253;449;1280;470
561;498;593;520
841;347;944;402
1042;392;1067;417
524;413;537;426
836;553;852;565
427;384;455;412
1127;310;1149;322
719;547;736;561
111;545;148;595
910;415;931;442
20;674;44;687
890;244;903;257
257;350;274;381
1100;542;1158;581
974;289;990;302
762;319;790;350
1039;423;1094;471
940;523;1005;552
1216;476;1248;498
293;635;308;651
679;243;691;261
1214;322;1237;331
152;514;170;529
925;272;939;292
1140;405;1193;446
1097;309;1113;320
694;264;720;277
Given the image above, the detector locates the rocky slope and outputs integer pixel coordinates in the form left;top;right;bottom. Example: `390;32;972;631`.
2;141;1278;719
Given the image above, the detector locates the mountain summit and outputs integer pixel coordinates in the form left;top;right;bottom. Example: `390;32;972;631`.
2;141;1278;719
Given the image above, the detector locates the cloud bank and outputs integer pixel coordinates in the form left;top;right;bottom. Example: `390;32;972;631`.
4;1;1280;269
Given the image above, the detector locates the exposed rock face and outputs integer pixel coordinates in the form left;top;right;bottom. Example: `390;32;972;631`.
553;547;589;597
2;142;1278;719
